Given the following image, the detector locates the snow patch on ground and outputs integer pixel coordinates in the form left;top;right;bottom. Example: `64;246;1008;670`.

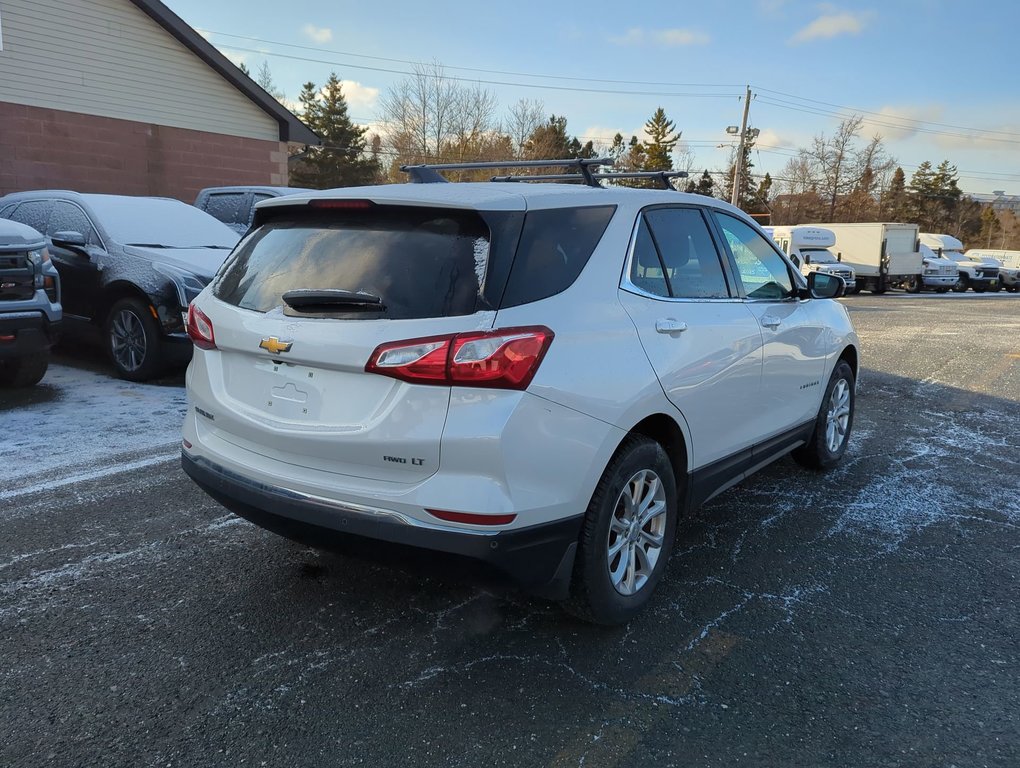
0;364;186;486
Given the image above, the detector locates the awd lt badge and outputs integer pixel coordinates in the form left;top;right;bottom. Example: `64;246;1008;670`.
259;336;293;355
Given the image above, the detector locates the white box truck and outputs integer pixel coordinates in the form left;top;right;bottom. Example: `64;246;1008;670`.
920;233;999;293
964;249;1020;292
763;226;856;291
805;223;924;294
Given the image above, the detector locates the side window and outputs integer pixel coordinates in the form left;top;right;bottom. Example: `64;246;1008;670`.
644;208;730;299
204;193;248;225
500;205;616;308
49;202;97;244
714;213;794;300
0;203;17;218
8;200;52;233
629;218;669;297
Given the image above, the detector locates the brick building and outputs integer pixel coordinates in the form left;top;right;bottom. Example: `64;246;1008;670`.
0;0;318;202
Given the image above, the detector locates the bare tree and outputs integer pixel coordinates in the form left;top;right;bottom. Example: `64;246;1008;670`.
379;61;500;175
809;115;864;220
505;99;545;158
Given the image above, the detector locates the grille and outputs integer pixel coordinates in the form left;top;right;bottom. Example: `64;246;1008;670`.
0;252;34;301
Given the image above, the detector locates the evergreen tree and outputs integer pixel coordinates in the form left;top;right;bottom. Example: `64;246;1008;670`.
931;160;962;232
642;107;679;173
290;73;380;189
684;169;715;197
979;206;1000;247
256;60;286;104
238;61;251;77
907;161;936;227
885;166;908;220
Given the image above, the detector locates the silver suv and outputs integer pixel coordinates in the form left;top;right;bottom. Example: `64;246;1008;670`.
182;160;860;624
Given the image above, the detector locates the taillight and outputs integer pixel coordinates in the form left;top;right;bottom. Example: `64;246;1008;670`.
187;303;216;350
366;326;553;390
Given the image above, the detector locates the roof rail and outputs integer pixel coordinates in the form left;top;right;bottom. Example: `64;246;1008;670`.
400;157;614;188
491;170;690;190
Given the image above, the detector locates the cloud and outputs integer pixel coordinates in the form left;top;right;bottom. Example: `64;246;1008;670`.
756;128;796;149
334;80;379;112
610;27;711;47
758;0;789;14
219;48;247;69
789;8;872;44
862;104;944;141
302;24;333;44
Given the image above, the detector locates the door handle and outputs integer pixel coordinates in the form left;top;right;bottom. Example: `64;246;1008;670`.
655;319;688;334
760;316;782;329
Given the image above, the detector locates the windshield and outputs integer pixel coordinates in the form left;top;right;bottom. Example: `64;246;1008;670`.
945;250;968;261
84;195;239;249
803;247;837;263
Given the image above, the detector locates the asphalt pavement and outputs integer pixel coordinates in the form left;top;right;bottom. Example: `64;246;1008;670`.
2;293;1018;767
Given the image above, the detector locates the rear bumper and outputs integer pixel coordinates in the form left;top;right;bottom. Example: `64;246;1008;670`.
182;451;582;596
0;312;61;359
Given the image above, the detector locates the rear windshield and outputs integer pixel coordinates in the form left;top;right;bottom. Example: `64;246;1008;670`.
215;207;493;320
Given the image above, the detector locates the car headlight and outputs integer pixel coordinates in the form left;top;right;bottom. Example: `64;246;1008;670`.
152;263;209;307
27;247;51;265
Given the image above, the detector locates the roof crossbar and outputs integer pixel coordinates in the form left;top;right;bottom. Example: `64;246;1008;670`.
400;157;614;187
491;170;690;190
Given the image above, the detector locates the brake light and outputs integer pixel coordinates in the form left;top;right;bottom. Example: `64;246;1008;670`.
308;199;375;210
187;303;216;350
366;326;553;390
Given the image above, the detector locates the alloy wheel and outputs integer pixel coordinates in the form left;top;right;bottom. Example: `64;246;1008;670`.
110;308;147;373
825;378;851;453
606;469;667;596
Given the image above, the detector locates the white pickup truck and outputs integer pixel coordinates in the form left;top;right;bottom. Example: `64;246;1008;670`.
919;233;999;293
916;244;959;292
964;249;1020;293
764;226;856;291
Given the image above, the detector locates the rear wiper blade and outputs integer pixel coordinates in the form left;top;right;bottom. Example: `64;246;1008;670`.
282;289;386;312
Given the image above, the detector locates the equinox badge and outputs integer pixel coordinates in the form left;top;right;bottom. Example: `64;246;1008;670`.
259;337;293;355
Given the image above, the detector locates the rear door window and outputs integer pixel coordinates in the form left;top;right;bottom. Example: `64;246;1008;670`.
215;206;493;320
204;193;248;226
500;206;615;308
8;201;53;234
644;208;730;299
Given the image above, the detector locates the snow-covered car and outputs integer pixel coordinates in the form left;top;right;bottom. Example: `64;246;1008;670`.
181;160;860;624
194;185;313;235
0;219;61;387
0;191;239;380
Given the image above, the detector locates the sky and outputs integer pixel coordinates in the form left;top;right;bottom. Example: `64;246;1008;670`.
162;0;1020;195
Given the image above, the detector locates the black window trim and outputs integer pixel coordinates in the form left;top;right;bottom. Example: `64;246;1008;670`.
620;203;740;303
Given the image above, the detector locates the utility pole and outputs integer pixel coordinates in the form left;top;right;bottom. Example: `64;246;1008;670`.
730;85;752;208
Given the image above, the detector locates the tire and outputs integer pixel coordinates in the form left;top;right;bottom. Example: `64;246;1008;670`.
906;275;922;293
937;287;949;294
973;285;986;294
792;360;855;471
565;435;678;625
990;282;1002;293
104;298;164;381
952;275;969;293
0;352;49;388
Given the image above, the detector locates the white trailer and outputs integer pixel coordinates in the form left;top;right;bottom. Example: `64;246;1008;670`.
763;225;856;290
805;223;923;294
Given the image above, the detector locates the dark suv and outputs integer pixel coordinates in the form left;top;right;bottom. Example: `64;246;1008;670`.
0;219;61;387
0;191;238;380
194;186;313;235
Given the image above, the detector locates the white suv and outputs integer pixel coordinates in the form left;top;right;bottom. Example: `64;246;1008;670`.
181;160;860;624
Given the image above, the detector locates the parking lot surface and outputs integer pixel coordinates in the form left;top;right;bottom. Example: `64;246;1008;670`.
2;293;1018;767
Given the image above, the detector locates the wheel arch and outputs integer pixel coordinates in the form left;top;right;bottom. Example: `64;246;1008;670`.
97;281;158;327
838;344;859;381
624;412;690;502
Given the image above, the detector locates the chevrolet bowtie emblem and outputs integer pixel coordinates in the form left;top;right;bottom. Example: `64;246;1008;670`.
259;337;293;355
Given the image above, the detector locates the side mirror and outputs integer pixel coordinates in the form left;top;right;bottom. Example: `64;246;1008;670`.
807;270;844;299
837;252;842;262
804;254;811;264
52;230;87;250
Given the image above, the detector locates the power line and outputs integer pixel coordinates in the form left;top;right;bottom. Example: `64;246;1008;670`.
218;43;741;99
204;29;744;90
